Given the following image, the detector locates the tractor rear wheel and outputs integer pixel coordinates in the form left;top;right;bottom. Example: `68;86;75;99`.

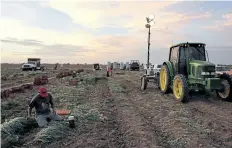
216;73;232;101
159;65;171;93
141;76;148;90
173;74;189;102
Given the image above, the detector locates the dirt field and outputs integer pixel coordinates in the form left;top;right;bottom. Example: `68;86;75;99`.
1;66;232;148
1;64;97;89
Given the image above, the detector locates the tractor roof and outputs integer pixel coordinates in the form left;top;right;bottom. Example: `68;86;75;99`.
28;58;41;61
28;58;40;60
170;42;206;49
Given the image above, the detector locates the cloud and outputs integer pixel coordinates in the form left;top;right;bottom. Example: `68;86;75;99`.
1;38;44;46
1;1;231;64
0;18;127;63
203;13;232;30
207;45;232;50
222;13;232;26
0;17;93;46
47;1;180;29
46;0;211;35
1;38;94;57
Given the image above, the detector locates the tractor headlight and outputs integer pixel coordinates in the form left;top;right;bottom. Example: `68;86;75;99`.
210;72;215;75
202;72;216;75
202;72;210;75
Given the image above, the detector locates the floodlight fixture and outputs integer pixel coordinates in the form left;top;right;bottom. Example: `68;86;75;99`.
145;20;155;28
146;14;155;23
149;21;155;26
148;14;155;20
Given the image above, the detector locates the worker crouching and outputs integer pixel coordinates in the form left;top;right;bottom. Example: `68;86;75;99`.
28;87;62;127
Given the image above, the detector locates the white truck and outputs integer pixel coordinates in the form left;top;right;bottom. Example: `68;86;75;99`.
22;58;44;71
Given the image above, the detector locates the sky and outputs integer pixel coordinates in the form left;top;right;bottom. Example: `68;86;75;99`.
1;0;232;64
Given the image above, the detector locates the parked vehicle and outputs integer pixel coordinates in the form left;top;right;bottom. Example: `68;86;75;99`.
215;65;230;75
93;63;101;70
22;58;44;71
141;42;232;102
130;60;140;71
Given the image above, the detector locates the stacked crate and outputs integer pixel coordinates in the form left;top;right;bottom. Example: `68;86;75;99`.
22;83;33;90
1;89;10;98
69;70;74;76
40;75;48;85
76;69;84;73
56;72;64;78
33;77;42;85
11;85;25;93
63;71;70;77
56;70;81;78
33;75;48;85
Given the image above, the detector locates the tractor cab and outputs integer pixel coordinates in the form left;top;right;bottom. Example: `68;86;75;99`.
168;43;213;76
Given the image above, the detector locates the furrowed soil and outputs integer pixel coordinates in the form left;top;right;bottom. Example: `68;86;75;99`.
1;69;232;148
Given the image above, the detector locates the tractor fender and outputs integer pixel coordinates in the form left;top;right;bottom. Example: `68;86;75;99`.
163;61;174;78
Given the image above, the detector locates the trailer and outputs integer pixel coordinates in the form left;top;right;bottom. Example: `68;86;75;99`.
120;62;124;70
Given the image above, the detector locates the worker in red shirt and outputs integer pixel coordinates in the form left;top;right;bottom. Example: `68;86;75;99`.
107;66;112;77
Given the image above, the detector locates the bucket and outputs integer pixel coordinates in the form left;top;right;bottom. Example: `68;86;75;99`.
68;116;75;128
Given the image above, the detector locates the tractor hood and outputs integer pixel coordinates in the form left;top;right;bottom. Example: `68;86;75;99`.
22;63;35;66
189;60;215;67
189;60;216;73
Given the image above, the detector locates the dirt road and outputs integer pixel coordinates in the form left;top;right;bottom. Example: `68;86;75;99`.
2;70;232;148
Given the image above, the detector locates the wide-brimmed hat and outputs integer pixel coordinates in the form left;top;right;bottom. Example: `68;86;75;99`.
39;87;48;98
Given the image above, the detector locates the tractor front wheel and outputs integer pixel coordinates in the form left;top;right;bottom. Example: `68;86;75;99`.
141;76;148;90
216;73;232;101
159;65;171;93
173;74;189;102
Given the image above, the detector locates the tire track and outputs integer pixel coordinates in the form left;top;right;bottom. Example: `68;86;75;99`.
115;72;232;148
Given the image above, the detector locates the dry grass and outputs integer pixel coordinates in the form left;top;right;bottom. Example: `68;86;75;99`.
1;100;20;110
1;117;38;148
29;74;105;146
108;80;126;93
33;121;75;145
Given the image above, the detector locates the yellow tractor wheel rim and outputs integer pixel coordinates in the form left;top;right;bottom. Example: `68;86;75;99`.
160;68;167;91
173;78;183;99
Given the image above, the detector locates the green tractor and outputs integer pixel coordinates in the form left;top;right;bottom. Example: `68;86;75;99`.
158;42;232;102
